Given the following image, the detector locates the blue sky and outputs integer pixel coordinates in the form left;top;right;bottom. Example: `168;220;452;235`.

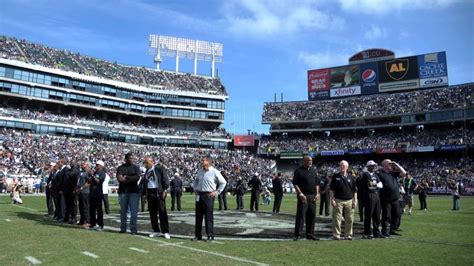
1;0;473;134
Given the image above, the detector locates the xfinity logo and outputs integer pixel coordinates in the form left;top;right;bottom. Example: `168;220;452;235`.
330;86;361;97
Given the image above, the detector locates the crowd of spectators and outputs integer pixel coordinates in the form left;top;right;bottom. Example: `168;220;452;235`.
0;129;275;188
262;84;473;122
0;107;229;139
0;36;227;95
259;128;472;153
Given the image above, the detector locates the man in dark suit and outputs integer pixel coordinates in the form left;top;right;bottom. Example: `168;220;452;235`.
63;161;80;224
248;173;262;212
52;157;68;222
143;156;170;239
272;172;284;213
170;173;183;211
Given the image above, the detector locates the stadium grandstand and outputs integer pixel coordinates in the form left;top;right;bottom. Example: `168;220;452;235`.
0;35;230;148
259;49;473;195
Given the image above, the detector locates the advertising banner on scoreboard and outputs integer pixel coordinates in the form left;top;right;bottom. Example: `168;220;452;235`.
359;62;379;94
378;56;420;92
308;69;330;101
329;65;361;98
418;52;448;88
233;135;254;147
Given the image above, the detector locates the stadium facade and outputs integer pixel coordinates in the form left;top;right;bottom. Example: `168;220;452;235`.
0;36;230;149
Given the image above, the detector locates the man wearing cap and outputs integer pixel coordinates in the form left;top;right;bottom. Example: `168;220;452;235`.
330;160;357;240
248;172;262;212
116;152;141;234
403;175;417;215
293;155;320;241
170;172;183;211
360;160;383;239
88;160;106;230
192;156;227;242
378;159;406;237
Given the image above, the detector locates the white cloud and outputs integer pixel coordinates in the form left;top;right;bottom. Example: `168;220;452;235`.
364;25;388;40
222;0;346;39
298;50;350;69
339;0;458;14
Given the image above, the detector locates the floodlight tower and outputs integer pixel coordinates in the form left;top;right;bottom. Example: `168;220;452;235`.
149;35;223;78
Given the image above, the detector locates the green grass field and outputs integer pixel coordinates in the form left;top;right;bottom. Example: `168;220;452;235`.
0;194;473;265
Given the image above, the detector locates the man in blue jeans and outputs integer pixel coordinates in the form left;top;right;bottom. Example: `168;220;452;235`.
116;152;141;235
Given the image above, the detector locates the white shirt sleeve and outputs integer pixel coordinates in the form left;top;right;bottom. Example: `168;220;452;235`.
215;170;227;195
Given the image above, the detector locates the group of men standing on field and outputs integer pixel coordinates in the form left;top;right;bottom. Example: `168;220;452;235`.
44;157;110;231
43;151;412;242
292;155;407;241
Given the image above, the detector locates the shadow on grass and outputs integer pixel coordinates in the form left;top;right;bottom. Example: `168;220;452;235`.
14;211;121;234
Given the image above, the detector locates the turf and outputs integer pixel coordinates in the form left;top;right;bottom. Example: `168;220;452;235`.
0;194;473;265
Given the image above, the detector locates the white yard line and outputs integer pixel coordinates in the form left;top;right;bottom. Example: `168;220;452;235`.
158;242;183;247
24;256;42;265
136;235;268;266
5;219;11;222
129;247;149;253
12;204;40;212
81;251;99;259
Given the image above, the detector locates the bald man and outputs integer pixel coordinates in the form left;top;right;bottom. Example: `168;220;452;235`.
293;155;320;241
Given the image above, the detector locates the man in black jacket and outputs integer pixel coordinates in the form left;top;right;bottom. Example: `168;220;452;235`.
293;156;320;241
143;156;170;239
234;175;245;210
248;173;262;211
52;157;68;222
170;173;183;211
272;172;284;213
77;160;91;227
319;174;330;217
360;160;383;239
116;152;141;235
378;159;406;237
88;160;106;230
63;161;80;224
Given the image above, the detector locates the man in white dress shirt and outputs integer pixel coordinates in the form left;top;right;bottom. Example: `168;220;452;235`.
192;156;227;242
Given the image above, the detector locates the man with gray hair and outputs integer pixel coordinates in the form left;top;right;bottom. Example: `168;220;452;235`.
330;160;357;240
192;156;227;242
77;160;91;227
378;159;406;237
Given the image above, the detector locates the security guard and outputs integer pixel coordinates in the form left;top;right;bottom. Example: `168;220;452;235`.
293;155;320;241
360;160;383;239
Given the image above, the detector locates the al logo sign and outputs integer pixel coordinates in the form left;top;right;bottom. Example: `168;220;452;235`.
385;59;409;81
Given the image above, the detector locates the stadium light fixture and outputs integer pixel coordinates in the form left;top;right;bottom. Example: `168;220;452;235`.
149;34;223;78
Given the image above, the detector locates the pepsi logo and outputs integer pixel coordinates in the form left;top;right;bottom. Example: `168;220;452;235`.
362;69;376;83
